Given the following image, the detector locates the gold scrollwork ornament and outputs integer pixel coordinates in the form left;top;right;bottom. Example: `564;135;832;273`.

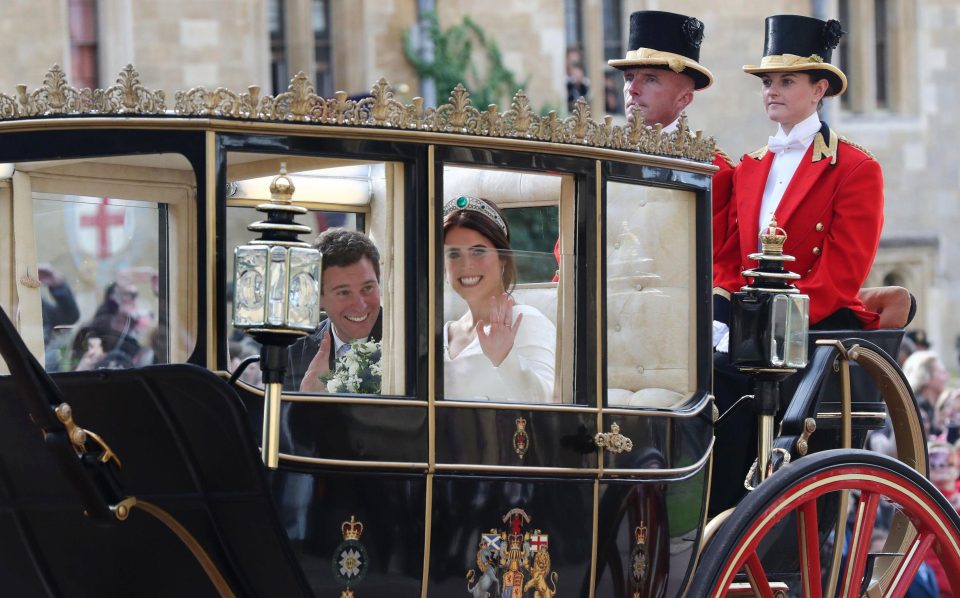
3;65;718;162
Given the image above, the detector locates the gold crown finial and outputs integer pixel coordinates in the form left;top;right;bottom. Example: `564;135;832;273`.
341;515;364;540
269;162;296;204
759;217;787;255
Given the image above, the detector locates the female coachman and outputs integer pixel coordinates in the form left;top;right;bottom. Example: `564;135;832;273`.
713;15;884;333
710;15;885;515
442;195;557;403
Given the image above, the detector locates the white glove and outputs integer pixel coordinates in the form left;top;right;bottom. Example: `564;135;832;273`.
712;320;728;346
712;320;729;354
716;330;729;354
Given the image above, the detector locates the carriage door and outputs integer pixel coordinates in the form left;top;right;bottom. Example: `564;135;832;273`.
427;147;597;597
595;162;714;598
221;141;427;597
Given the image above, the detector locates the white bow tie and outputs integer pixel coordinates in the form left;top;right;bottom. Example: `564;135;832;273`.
767;134;802;155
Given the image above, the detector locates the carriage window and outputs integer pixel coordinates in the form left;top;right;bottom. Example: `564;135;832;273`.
19;154;198;372
440;165;574;404
224;154;404;396
606;182;696;408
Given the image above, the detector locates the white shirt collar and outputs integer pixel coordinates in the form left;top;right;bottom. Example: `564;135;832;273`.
330;325;348;354
772;111;821;146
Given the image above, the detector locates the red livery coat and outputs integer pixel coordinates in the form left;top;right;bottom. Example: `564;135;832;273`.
713;123;884;329
711;148;737;279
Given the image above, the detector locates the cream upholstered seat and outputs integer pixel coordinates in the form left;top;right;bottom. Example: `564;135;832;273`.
605;183;695;408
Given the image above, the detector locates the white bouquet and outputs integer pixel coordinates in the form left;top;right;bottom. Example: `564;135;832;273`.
323;339;382;394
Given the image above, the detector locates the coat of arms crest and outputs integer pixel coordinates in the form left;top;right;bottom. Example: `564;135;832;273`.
465;508;558;598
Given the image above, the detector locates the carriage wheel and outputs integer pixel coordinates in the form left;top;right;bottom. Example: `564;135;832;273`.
688;449;960;597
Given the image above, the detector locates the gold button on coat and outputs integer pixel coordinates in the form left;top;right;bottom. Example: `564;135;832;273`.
816;222;824;232
812;247;821;255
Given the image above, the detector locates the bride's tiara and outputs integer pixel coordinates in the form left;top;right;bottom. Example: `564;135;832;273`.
442;195;508;236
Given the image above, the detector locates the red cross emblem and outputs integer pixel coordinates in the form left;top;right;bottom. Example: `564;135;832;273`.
529;533;549;551
77;198;127;258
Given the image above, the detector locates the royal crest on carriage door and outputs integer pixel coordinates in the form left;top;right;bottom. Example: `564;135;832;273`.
465;508;558;598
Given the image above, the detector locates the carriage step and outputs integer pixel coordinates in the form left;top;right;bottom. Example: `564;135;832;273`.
726;581;789;597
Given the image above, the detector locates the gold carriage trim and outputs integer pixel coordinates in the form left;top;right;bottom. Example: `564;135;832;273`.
0;65;717;163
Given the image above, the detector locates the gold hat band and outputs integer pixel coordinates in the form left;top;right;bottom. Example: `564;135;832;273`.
758;53;825;68
621;47;690;73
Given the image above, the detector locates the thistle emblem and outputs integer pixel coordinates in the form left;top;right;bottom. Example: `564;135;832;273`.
332;515;369;595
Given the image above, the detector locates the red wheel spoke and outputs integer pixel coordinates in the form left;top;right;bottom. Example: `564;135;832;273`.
885;532;935;598
743;552;776;598
695;455;960;598
796;500;823;598
839;490;880;597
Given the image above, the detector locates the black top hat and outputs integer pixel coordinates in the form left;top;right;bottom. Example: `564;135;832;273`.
608;11;714;90
743;15;848;96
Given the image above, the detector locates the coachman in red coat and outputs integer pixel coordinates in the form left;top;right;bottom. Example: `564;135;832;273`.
713;14;883;332
710;14;885;516
714;123;883;329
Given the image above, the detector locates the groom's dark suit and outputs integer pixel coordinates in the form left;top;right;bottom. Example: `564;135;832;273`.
283;309;383;391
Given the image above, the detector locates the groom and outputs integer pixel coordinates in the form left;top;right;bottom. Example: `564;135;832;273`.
284;228;383;392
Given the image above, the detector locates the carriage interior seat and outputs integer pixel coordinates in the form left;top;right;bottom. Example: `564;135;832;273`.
859;285;915;330
605;183;695;409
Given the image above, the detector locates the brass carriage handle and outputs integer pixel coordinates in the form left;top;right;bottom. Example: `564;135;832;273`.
594;422;634;454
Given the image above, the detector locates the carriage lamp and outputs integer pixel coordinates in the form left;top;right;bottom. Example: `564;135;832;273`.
232;163;321;469
728;219;809;487
728;219;810;371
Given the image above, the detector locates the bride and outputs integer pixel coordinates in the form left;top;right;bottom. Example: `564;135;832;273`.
442;195;557;403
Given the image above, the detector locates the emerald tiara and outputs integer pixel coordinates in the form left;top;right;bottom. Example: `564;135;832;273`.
442;195;508;236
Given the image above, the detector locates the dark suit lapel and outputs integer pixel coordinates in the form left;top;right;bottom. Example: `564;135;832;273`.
321;319;337;371
775;122;838;226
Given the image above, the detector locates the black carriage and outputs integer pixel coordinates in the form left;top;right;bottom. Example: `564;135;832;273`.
0;66;955;597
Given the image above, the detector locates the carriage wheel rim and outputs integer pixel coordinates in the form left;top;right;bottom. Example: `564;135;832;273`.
712;465;960;595
846;343;927;591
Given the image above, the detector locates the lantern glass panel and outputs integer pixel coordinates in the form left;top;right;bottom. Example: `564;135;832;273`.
769;293;810;368
233;245;268;326
267;245;289;325
287;247;321;329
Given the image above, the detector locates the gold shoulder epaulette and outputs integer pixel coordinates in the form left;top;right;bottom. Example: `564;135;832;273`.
838;136;876;160
715;147;737;167
748;146;768;160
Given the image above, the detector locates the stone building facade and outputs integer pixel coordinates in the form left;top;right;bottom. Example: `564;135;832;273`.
1;0;958;369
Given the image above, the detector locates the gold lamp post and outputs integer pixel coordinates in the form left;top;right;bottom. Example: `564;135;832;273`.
232;163;321;468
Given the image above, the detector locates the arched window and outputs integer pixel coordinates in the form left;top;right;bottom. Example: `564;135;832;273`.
883;271;906;288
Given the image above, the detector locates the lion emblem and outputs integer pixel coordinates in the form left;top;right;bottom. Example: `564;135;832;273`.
523;550;558;598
